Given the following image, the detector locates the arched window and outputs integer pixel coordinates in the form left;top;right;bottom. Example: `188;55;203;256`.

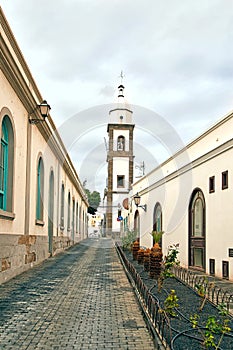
79;205;82;234
67;192;71;233
36;157;44;221
134;210;140;238
48;170;54;254
76;202;79;233
153;203;162;232
82;210;85;238
72;198;75;241
60;184;65;230
0;116;14;211
189;189;206;269
117;135;125;151
193;195;204;237
153;202;162;246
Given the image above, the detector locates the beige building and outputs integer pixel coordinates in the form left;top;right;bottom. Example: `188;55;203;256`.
0;8;88;284
129;109;233;281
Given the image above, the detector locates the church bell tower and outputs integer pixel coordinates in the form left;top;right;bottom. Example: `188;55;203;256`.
106;83;134;233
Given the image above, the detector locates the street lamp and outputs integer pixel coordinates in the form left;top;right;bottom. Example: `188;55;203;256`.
133;192;147;212
29;100;51;124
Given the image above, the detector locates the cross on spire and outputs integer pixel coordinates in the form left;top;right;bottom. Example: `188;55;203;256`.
119;70;125;84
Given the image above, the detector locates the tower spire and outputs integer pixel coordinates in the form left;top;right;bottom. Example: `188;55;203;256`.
118;70;125;98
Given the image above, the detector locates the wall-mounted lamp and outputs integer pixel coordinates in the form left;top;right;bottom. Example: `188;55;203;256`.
29;100;51;124
133;192;147;212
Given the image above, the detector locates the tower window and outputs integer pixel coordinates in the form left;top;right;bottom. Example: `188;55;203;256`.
222;170;228;190
117;136;125;151
117;175;125;188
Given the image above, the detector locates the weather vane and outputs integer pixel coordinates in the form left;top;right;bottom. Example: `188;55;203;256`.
119;70;125;84
135;161;145;178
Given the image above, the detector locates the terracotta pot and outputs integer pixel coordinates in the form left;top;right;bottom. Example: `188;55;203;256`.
137;249;144;264
143;249;151;271
132;240;140;260
149;243;163;279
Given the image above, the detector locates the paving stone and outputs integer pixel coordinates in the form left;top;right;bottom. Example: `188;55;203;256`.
0;238;156;349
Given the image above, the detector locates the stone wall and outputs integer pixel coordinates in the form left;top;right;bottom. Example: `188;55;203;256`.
53;236;72;256
0;234;74;284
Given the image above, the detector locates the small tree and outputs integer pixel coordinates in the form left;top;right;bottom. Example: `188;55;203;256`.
158;244;180;291
162;244;180;278
164;289;179;317
122;229;138;250
85;188;101;213
190;303;231;349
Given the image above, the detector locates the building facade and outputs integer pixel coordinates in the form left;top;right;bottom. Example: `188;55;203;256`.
0;8;88;284
128;110;233;281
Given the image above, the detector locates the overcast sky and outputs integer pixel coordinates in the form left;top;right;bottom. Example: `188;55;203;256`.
2;1;233;195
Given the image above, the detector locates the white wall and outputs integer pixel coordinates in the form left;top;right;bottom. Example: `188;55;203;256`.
131;112;233;280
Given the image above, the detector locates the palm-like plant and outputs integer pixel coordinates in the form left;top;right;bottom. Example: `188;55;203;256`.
150;230;164;245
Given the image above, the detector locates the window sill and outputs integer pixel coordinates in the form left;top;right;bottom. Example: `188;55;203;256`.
35;219;45;226
0;210;15;220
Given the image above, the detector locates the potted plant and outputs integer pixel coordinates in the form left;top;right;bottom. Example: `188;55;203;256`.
149;231;164;279
150;230;164;248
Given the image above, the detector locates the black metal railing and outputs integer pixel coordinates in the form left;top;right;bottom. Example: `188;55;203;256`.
116;243;233;349
172;265;233;314
116;243;170;349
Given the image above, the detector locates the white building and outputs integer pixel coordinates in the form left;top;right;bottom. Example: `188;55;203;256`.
0;8;88;284
129;109;233;280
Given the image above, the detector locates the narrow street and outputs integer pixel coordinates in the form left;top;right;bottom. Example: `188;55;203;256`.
0;238;155;349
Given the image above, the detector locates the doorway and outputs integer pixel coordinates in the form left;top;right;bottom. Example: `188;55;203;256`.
48;171;54;255
189;189;206;270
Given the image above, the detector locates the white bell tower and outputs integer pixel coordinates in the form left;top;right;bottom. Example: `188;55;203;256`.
106;81;134;233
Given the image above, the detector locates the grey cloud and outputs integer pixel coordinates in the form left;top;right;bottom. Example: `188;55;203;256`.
2;0;233;194
99;86;115;97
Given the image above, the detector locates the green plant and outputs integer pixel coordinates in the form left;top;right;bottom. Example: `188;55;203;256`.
150;230;164;244
195;278;214;311
122;229;138;250
195;282;207;311
190;303;231;349
164;289;179;317
158;289;179;342
162;244;180;278
157;244;180;292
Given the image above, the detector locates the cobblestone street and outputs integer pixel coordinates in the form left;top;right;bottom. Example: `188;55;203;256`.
0;238;155;349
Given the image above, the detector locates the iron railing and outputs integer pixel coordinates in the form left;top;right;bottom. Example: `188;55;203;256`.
172;265;233;314
116;243;233;349
116;243;170;349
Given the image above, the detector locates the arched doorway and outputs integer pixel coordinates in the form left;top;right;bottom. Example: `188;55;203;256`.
189;189;206;270
48;171;54;255
153;202;162;246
